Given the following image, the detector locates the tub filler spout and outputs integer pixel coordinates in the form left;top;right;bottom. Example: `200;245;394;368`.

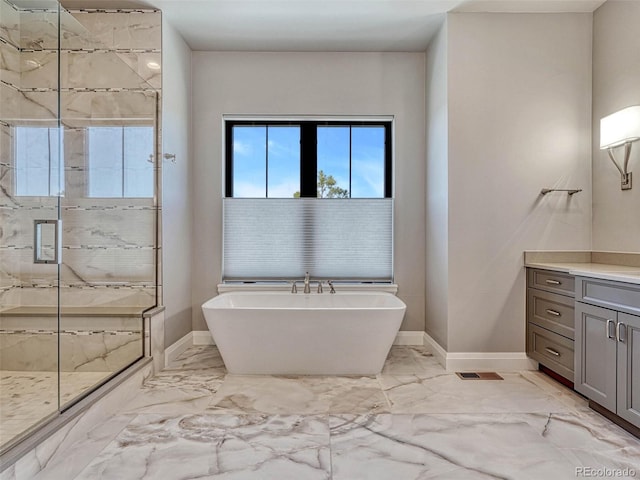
303;271;311;294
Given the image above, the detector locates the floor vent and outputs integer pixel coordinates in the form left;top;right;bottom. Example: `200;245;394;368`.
455;372;503;380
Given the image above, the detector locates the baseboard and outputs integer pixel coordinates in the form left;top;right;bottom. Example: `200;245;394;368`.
422;332;536;372
193;331;215;345
164;332;193;367
393;331;424;345
445;352;537;372
422;332;448;368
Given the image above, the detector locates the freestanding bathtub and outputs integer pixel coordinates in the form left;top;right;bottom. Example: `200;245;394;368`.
201;291;406;375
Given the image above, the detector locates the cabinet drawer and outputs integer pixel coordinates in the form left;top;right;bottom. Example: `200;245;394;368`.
528;324;574;382
576;277;640;316
527;288;574;339
528;269;575;297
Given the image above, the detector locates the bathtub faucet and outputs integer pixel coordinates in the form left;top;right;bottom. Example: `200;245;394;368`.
290;280;297;294
328;280;335;294
304;272;311;294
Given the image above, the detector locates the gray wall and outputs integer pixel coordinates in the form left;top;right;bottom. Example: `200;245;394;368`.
191;51;427;332
444;13;593;352
161;9;626;354
592;0;640;252
425;23;449;349
161;18;193;348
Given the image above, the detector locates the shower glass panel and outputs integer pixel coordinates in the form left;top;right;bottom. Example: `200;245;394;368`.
57;7;158;410
0;0;159;452
0;0;62;449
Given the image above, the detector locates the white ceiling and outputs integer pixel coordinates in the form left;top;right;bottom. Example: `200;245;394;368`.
63;0;608;52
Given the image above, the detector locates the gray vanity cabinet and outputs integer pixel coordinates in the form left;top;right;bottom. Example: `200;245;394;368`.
574;302;618;412
575;277;640;429
526;269;575;382
617;312;640;427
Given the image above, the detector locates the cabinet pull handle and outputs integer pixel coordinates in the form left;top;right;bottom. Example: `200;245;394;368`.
606;319;616;339
616;322;627;343
545;309;561;317
545;279;561;285
544;347;561;357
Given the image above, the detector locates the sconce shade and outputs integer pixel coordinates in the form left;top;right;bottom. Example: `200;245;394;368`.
600;105;640;149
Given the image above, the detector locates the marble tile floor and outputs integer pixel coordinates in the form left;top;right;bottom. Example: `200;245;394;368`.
10;345;640;479
0;371;111;447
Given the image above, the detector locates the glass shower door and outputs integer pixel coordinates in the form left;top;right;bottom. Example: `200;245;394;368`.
56;7;159;408
0;0;62;451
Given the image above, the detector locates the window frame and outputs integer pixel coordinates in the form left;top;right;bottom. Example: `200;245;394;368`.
224;119;393;198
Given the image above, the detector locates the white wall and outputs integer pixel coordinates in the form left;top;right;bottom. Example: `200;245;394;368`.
161;18;193;348
191;51;426;332
592;0;640;252
445;13;593;352
425;23;449;349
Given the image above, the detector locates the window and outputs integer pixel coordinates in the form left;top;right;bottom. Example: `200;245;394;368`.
225;120;392;198
15;126;63;197
87;126;154;198
222;118;394;281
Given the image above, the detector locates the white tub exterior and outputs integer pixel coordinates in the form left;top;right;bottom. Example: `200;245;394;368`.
201;291;406;375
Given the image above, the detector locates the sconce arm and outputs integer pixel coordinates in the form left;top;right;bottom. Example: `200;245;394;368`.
607;147;626;176
606;142;634;190
623;142;632;174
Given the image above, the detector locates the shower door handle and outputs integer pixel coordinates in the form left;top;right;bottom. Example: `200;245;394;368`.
34;219;62;264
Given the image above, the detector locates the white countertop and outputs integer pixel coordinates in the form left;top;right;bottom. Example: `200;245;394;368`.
524;261;640;285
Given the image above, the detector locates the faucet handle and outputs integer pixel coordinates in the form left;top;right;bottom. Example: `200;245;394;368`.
290;281;297;294
317;281;323;294
328;280;335;294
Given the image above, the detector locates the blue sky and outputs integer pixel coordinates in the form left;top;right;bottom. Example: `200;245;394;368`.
232;125;385;198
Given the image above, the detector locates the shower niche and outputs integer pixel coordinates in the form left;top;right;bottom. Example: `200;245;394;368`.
0;0;161;453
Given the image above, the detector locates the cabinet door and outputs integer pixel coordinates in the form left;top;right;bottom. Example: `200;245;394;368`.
617;312;640;428
575;302;618;412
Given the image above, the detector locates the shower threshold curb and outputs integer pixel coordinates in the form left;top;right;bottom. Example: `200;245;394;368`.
0;357;153;473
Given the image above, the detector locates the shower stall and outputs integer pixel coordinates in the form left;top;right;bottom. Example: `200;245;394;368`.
0;0;161;453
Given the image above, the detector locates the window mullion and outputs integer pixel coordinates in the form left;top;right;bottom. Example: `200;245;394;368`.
265;126;269;198
349;125;352;198
300;123;317;197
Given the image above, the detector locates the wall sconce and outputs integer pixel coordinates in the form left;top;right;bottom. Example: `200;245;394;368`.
600;105;640;190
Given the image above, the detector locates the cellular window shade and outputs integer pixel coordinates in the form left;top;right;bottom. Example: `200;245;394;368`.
223;198;393;280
